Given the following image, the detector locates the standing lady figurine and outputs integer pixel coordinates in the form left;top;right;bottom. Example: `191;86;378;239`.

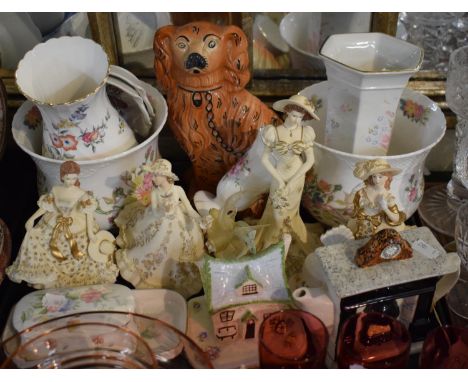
6;161;118;289
347;159;406;239
115;158;204;299
255;95;318;251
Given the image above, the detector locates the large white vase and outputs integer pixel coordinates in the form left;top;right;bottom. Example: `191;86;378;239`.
319;32;423;156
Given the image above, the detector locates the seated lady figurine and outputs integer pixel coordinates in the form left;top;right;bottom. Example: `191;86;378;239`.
254;95;318;251
347;159;406;239
6;161;119;289
115;158;204;299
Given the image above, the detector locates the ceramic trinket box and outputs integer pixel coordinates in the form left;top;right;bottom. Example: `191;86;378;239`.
4;284;135;366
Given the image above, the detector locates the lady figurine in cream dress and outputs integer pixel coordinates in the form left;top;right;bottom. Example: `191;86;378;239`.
6;161;118;289
115;159;204;299
255;95;318;251
347;159;406;239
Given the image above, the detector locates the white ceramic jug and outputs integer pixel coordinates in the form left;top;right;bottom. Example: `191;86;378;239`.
16;36;154;160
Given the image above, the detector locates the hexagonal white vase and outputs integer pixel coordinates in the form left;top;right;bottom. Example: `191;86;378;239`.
320;33;423;156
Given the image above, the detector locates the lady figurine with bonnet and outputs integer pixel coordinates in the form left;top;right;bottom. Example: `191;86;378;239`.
115;158;204;299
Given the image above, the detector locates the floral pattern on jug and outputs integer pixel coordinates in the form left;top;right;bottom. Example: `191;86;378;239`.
399;99;430;124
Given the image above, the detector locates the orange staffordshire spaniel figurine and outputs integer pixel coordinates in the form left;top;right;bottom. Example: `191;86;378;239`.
154;22;279;193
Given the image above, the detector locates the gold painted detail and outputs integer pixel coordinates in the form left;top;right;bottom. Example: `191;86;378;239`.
49;215;85;261
352;192;406;239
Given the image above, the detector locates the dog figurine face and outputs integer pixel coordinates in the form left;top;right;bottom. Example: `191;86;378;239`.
154;22;250;92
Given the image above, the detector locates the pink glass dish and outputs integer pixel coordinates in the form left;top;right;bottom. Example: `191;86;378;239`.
0;310;212;369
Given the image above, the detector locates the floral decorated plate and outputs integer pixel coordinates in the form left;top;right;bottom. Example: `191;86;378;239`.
2;286;188;347
12;284;135;333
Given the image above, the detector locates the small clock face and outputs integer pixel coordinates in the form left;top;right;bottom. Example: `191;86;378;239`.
380;244;402;259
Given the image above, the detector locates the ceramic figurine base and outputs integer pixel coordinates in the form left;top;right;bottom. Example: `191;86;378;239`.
187;295;259;368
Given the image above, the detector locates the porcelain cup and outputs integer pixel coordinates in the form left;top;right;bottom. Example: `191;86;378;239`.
16;36;155;161
319;33;423;156
300;81;446;227
12;81;167;229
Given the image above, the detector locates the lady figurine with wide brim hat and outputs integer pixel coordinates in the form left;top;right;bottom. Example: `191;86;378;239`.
253;94;318;251
194;94;320;216
347;158;406;239
115;158;204;299
320;159;407;245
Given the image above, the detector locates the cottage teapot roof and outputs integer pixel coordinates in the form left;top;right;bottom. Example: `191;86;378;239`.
200;241;291;313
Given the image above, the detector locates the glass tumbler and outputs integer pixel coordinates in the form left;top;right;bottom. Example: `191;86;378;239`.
0;311;212;369
258;309;328;368
336;312;411;369
420;326;468;368
446;46;468;196
455;202;468;275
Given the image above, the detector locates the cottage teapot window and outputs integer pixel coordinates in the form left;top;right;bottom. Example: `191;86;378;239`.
220;310;235;322
242;284;258;295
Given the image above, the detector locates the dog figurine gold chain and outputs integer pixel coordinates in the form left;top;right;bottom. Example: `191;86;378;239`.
154;22;279;193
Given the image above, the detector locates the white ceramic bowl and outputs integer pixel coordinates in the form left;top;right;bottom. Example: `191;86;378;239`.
253;14;289;55
12;81;167;229
299;81;446;227
279;12;323;70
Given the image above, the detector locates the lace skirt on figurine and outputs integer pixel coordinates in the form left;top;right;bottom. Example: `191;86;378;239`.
115;204;204;299
6;217;118;289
